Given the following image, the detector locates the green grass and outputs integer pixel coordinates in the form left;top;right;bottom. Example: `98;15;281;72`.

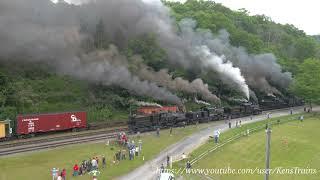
0;122;220;180
174;114;320;180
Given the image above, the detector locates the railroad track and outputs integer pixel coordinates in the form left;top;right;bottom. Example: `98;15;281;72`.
0;130;129;156
0;127;128;149
0;106;305;157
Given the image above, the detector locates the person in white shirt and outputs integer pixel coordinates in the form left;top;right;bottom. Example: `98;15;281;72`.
213;129;220;143
91;158;98;170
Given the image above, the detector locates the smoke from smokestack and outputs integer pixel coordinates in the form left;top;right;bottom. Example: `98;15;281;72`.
135;101;163;108
0;0;181;104
69;47;182;104
0;0;292;103
190;27;292;94
70;0;250;98
130;56;220;102
194;97;211;106
192;46;249;98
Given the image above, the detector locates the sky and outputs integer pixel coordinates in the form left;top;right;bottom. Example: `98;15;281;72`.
168;0;320;35
52;0;319;35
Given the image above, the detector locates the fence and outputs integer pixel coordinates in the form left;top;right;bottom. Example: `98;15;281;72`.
171;114;304;167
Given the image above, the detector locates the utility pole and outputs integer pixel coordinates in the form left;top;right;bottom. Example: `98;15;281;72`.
265;127;272;180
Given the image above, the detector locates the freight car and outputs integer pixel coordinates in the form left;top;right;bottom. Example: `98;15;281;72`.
0;120;11;139
1;111;87;139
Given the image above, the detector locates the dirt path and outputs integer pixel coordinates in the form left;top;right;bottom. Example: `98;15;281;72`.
118;106;318;180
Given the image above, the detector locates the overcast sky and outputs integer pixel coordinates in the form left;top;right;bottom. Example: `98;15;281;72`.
168;0;320;35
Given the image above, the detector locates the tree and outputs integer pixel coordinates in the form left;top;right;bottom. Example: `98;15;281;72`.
291;59;320;109
294;38;317;60
127;35;168;71
94;19;107;49
0;72;9;108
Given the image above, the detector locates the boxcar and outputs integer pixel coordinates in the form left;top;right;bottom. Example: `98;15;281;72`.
0;122;6;138
16;111;87;135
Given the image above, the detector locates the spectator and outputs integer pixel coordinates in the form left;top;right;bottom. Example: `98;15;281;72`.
87;159;92;172
52;168;59;179
228;121;231;129
95;156;99;165
135;146;139;156
267;113;271;119
290;108;293;115
91;158;98;170
160;164;165;173
250;115;253;120
235;121;238;128
73;164;79;176
182;153;187;159
129;149;133;160
300;115;304;122
213;129;220;143
131;148;135;160
79;165;83;176
186;161;192;169
102;156;106;168
137;131;141;139
156;127;160;137
61;169;66;180
138;139;142;153
239;120;242;127
121;133;128;146
166;155;170;167
170;127;173;136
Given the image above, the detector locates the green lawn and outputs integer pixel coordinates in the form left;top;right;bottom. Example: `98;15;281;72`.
0;122;220;180
174;114;320;180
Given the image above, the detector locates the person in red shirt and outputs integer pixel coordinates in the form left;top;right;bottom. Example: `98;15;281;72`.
122;133;128;145
73;164;79;176
61;169;66;180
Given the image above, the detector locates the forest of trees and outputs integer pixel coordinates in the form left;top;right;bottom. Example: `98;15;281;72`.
0;0;319;122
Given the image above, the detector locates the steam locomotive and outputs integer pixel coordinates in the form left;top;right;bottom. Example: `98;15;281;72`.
128;96;304;133
128;103;262;133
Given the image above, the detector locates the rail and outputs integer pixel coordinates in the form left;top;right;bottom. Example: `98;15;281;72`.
0;126;128;149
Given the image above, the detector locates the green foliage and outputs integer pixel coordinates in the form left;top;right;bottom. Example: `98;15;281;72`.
127;35;168;71
293;38;318;60
165;0;320;70
290;59;320;104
